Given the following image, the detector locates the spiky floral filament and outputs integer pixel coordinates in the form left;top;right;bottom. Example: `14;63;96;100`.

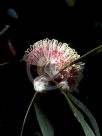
23;38;84;92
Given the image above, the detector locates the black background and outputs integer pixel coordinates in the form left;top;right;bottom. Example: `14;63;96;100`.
0;0;102;136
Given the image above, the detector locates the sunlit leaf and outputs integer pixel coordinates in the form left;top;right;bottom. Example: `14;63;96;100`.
34;103;54;136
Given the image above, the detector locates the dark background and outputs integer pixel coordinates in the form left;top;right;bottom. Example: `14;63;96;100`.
0;0;102;136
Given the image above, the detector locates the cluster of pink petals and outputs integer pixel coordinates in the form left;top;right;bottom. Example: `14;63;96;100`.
23;38;84;92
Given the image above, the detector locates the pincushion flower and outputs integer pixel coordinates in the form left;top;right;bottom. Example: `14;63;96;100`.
21;39;101;136
23;38;84;92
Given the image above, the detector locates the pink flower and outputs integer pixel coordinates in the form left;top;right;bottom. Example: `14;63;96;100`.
23;38;84;92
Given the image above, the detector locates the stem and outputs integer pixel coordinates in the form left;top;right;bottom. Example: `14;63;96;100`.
61;90;69;101
0;62;10;66
20;92;37;136
55;44;102;78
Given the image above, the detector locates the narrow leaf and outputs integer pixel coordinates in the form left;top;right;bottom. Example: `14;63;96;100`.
63;92;96;136
68;93;100;136
34;103;54;136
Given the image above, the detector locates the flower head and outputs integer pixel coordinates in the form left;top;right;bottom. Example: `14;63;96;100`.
23;38;84;92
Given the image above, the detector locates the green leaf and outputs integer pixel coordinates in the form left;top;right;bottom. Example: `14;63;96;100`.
68;93;100;136
34;103;54;136
63;92;96;136
65;0;75;7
